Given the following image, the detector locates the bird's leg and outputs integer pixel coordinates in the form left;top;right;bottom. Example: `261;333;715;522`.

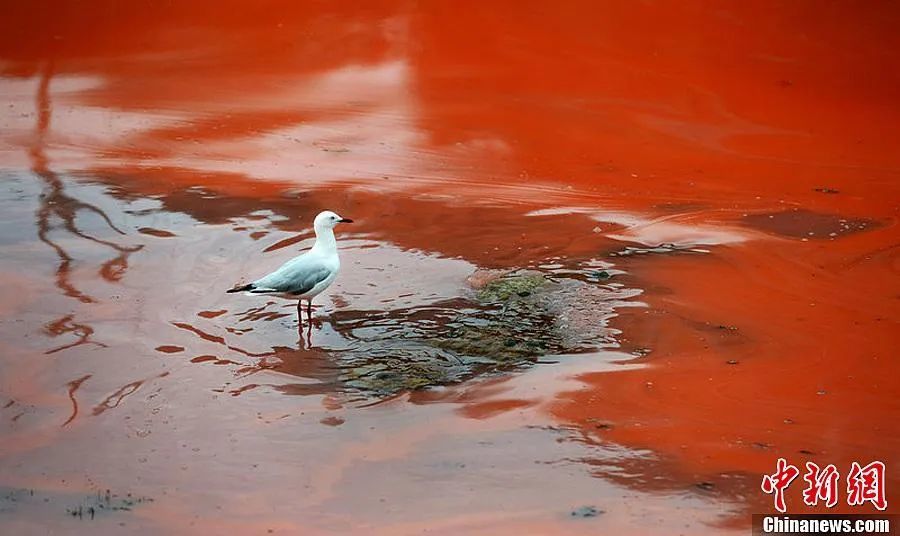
306;300;313;325
297;300;303;326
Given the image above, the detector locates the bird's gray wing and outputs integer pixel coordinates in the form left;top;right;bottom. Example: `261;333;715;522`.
250;257;331;295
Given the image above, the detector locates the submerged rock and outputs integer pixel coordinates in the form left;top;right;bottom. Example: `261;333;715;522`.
334;271;639;395
343;356;459;394
475;273;548;301
338;342;472;395
435;273;562;363
570;505;604;517
465;268;510;290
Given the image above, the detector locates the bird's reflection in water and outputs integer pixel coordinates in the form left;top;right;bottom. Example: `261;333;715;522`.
177;302;350;399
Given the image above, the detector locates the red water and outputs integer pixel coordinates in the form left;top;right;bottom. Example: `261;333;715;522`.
1;2;898;534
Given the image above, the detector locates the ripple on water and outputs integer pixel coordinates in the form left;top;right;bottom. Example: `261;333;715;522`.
743;208;881;239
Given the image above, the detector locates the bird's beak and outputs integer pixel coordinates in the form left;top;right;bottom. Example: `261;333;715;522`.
339;218;354;223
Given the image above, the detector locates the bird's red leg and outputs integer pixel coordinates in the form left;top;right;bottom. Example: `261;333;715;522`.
297;300;303;326
306;300;313;324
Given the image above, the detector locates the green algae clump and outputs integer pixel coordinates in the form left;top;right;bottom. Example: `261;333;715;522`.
476;274;547;302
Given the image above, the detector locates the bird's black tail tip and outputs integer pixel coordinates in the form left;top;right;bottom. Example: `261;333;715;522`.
226;283;254;294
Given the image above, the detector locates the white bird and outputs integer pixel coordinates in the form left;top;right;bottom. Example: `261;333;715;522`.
227;210;353;324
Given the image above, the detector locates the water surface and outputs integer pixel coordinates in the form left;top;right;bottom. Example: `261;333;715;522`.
1;2;898;534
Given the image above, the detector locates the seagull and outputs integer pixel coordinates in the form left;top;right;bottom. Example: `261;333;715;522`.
227;210;353;325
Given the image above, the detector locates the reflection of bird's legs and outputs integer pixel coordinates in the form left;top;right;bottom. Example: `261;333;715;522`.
297;321;308;349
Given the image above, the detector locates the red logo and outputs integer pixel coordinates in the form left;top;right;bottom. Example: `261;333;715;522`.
802;462;840;508
761;459;888;512
761;458;800;513
847;461;887;511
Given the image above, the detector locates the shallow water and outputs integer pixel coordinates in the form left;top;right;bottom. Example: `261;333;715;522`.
1;2;898;534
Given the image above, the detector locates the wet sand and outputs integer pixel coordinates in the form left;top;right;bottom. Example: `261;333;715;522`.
1;2;898;534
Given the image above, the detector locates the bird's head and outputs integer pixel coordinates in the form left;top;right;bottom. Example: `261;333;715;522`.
314;210;353;230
